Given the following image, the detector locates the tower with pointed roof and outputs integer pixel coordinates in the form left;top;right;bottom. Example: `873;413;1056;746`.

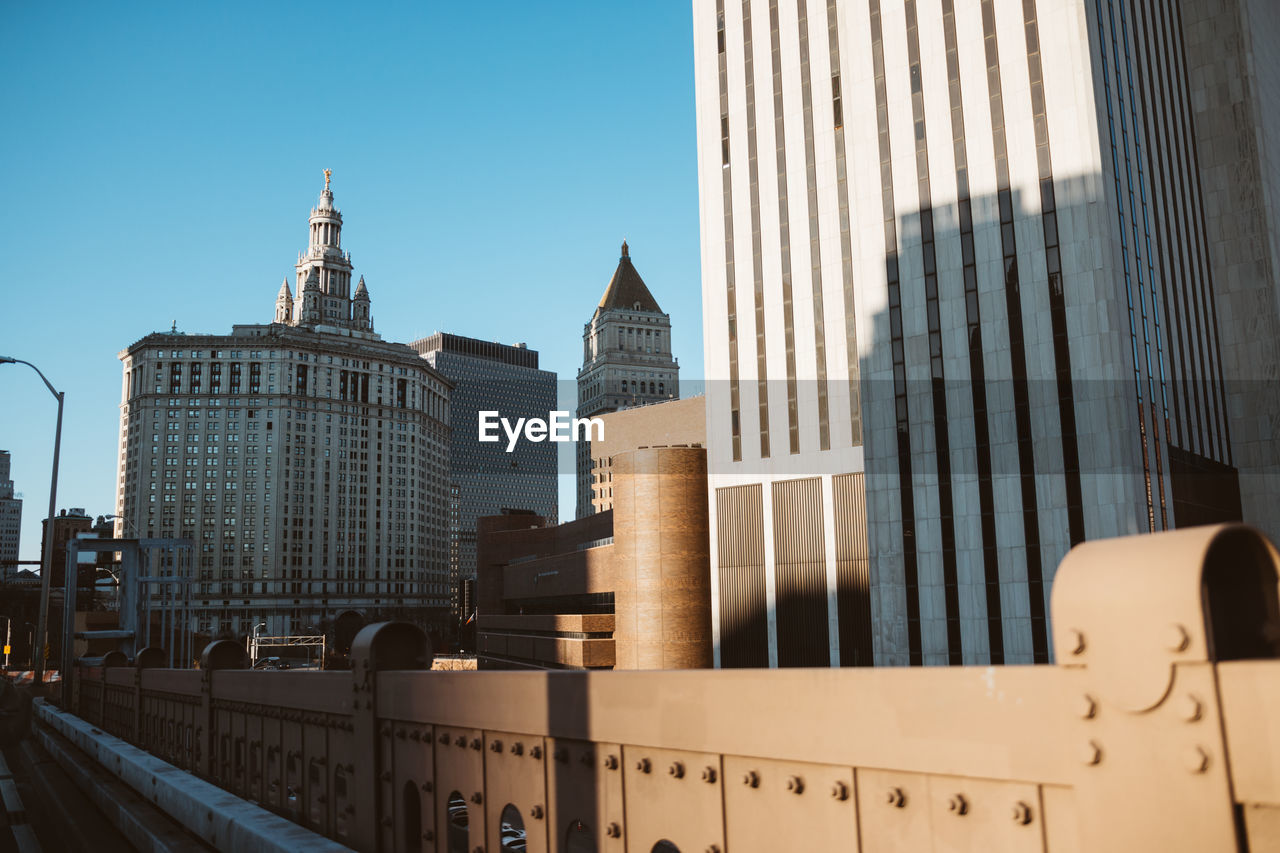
274;279;293;324
575;241;680;518
272;171;373;332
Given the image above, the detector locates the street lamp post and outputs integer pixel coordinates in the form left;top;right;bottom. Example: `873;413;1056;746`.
100;515;138;610
249;621;267;665
0;357;64;688
103;513;139;537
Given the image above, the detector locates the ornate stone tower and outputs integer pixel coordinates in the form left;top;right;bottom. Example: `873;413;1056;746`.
352;275;371;331
275;170;373;330
274;279;293;324
575;240;680;518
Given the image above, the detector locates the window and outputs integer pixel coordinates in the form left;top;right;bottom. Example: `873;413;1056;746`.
832;73;843;128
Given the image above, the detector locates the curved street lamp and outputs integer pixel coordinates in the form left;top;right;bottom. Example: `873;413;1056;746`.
0;356;64;687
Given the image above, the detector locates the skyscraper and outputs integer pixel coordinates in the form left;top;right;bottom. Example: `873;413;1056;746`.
0;450;23;581
115;176;453;638
411;333;558;619
575;242;681;518
693;0;1280;667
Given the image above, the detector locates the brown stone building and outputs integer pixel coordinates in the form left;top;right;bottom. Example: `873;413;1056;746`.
40;507;93;589
476;445;711;670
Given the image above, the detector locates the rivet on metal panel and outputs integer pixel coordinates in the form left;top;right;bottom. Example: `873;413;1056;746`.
1012;801;1033;825
555;747;569;763
785;775;804;794
423;781;433;793
831;781;848;801
885;787;906;807
604;754;619;770
410;730;422;742
668;761;685;779
1178;695;1203;722
530;745;543;760
1076;694;1097;719
510;742;524;755
742;770;760;788
702;766;717;783
1081;741;1102;766
471;791;484;804
580;752;594;767
396;727;407;739
1185;746;1210;773
606;823;622;838
455;736;466;747
636;758;652;774
474;847;484;853
1068;629;1086;655
489;739;503;753
381;771;391;781
439;734;450;745
1167;624;1190;652
948;794;968;815
530;804;544;820
470;738;482;751
705;846;721;853
424;830;434;841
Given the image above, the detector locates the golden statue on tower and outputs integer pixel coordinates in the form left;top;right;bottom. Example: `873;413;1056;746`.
323;168;332;191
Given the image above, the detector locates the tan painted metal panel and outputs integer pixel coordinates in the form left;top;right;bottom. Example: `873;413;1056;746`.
1218;660;1280;805
621;745;723;853
483;730;549;853
858;769;934;852
723;755;857;852
547;738;626;853
923;775;1044;853
434;725;486;851
1039;785;1080;853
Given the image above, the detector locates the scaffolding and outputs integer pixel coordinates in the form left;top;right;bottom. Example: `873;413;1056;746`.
64;537;195;676
247;632;326;669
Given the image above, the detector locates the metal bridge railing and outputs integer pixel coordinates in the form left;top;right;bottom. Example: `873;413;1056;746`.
62;523;1280;852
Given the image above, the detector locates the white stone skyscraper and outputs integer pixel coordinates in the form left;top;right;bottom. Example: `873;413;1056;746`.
115;175;452;639
575;242;680;518
693;0;1280;668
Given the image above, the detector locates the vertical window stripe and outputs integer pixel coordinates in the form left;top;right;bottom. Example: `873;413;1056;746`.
797;0;831;452
825;0;861;446
716;0;743;463
1021;0;1086;565
1167;0;1233;464
1132;0;1191;458
902;0;963;664
980;0;1049;663
1093;0;1161;531
869;0;921;665
767;0;801;454
741;0;772;460
941;0;1003;663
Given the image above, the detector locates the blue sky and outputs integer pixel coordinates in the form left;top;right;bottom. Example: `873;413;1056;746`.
0;2;705;561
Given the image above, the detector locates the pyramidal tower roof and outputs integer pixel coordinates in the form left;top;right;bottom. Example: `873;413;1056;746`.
596;240;663;315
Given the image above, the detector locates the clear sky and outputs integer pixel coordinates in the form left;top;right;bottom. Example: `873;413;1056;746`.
0;1;704;562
